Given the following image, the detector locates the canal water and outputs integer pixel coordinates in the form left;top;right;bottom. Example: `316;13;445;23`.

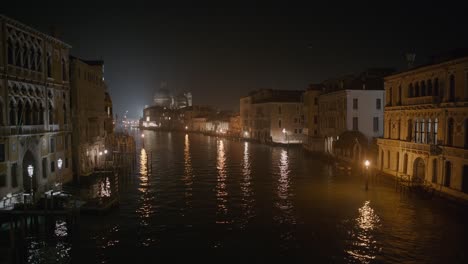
22;131;468;263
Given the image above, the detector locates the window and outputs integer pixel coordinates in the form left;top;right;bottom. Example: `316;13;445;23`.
278;119;282;128
278;106;281;115
47;54;52;78
434;118;439;144
403;154;408;174
0;143;5;162
398;86;402;104
11;163;18;187
0;174;6;187
388;87;393;105
314;116;318;124
421;119;425;143
421;81;426;96
409;83;414;97
50;138;55;153
299;129;302;134
376;99;381;110
353;98;358;110
294;129;298;134
63;104;67;124
7;39;14;65
415;82;420;97
434;78;439;96
373;117;379;132
415;119;419;143
427;80;433;95
352;117;358;130
42;158;47;179
50;161;55;173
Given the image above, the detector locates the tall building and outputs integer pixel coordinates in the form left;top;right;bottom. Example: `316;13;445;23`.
377;52;468;201
70;57;112;178
0;15;72;199
303;69;392;162
240;89;305;144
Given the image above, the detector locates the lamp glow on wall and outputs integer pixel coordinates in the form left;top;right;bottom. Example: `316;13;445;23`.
27;165;34;201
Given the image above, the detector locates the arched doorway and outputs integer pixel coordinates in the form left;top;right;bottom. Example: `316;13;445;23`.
22;150;37;193
413;157;425;184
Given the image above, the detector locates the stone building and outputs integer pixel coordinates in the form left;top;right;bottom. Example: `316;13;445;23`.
240;89;305;144
0;15;72;199
302;84;322;151
228;114;241;137
70;57;112;178
302;69;392;163
377;52;468;201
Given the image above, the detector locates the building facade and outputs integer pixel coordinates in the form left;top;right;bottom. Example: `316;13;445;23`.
0;15;72;199
302;85;323;151
377;54;468;201
240;89;305;144
70;57;112;177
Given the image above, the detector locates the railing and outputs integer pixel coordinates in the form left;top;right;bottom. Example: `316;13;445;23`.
404;96;440;106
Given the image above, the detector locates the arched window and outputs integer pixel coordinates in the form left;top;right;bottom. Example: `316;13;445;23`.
464;119;468;149
434;118;439;144
29;47;35;71
48;102;54;125
432;159;438;183
21;43;28;68
39;105;44;124
415;82;420;97
9;101;16;126
47;53;52;78
421;81;426;96
415;119;419;142
427;80;433;95
427;119;432;143
37;50;42;72
449;74;455;101
15;42;21;67
434;78;439;96
17;101;23;125
447;118;454;146
409;83;414;98
25;102;32;125
7;39;14;65
421;119;425;143
63;104;67;124
444;161;452;187
407;119;413;141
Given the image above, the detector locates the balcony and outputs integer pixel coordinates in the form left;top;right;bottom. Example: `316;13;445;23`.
404;96;440;106
0;125;47;136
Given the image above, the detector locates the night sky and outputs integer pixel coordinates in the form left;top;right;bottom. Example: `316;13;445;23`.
3;2;468;118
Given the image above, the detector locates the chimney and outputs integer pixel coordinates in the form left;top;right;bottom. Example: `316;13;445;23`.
406;53;416;69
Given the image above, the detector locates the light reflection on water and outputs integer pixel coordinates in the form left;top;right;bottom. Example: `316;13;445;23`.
26;132;468;262
345;201;381;263
216;139;229;224
26;219;71;263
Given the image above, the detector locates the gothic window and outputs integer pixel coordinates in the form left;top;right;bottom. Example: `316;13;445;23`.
47;53;52;78
29;46;35;71
409;83;414;97
421;81;426;96
421;119;425;143
7;39;14;65
427;79;433;95
15;42;21;67
427;119;432;143
9;101;16;126
63;103;67;124
415;119;419;143
48;102;54;125
434;118;439;144
25;102;32;125
37;50;42;72
434;78;439;96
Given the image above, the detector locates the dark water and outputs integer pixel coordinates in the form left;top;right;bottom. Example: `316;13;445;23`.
23;131;468;263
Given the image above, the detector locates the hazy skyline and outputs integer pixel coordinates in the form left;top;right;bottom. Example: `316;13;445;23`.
3;2;468;118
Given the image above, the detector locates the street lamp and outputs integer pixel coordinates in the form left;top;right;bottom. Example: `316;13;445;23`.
364;159;370;191
57;158;63;191
141;133;145;138
27;165;34;203
185;126;188;130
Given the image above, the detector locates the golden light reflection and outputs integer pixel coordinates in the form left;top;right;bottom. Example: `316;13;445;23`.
240;141;254;227
183;134;193;208
216;139;229;223
346;200;381;263
137;148;153;227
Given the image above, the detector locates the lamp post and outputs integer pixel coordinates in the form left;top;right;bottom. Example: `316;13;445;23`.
57;158;63;191
364;159;370;191
27;165;34;203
